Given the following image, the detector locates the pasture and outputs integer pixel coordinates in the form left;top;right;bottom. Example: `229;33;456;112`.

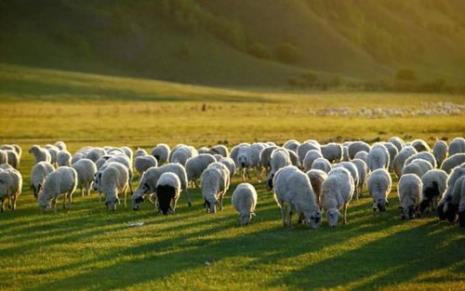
1;64;465;290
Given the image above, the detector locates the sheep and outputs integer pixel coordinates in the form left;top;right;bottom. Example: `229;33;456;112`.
134;155;158;175
382;142;398;171
259;146;278;174
388;136;405;152
235;144;253;181
37;166;78;211
348;141;371;159
283;139;300;153
286;149;300;167
351;158;368;199
441;153;465;173
45;145;59;164
297;142;320;164
419;169;448;213
169;145;198;166
437;164;465;222
411;139;430;152
151;144;170;164
402;159;433;178
448;137;465;156
100;154;134;193
198;147;210;154
306;169;327;202
201;162;230;213
132;163;188;210
29;145;52;164
321;167;355;227
367;168;392;212
231;183;257;225
54;141;67;151
311;158;332;173
0;168;22;212
441;175;465;227
303;150;323;172
86;147;107;162
321;143;343;163
0;150;7;165
210;145;229;157
71;152;85;164
367;143;390;171
57;150;72;167
267;148;292;189
120;146;134;162
4;150;19;169
96;162;129;211
185;154;216;187
393;146;417;177
354;151;368;163
72;158;97;197
30;161;55;198
342;144;350;161
134;148;148;158
273;166;320;229
334;162;359;197
156;172;181;215
1;144;22;159
250;143;267;180
404;151;437;169
433;140;448;166
219;157;236;179
213;154;223;161
398;174;423;219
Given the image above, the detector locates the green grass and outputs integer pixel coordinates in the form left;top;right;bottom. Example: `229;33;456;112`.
0;64;465;290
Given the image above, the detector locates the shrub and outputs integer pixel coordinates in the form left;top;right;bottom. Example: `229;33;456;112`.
275;43;300;64
247;42;272;59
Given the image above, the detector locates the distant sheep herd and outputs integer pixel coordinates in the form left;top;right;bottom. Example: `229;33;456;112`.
1;136;465;229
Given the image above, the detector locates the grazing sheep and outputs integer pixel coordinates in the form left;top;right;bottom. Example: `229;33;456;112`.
45;145;59;164
334;162;359;197
273;166;320;229
132;163;188;210
398;174;423;219
210;145;229;157
433;140;448;166
71;152;85;164
404;151;437;169
151;144;170;164
0;150;7;165
201;162;230;213
97;162;129;211
198;147;210;154
101;154;134;193
185;154;216;187
306;169;327;202
321;167;355;227
31;161;55;198
230;143;248;166
134;148;148;158
419;169;448;213
120;146;134;162
402;159;433;178
354;151;368;163
367;168;392;212
286;149;300;167
54;141;67;151
393;146;417;177
134;155;158;175
29;145;52;164
437;165;465;222
37;166;78;211
442;176;465;227
213;154;223;161
351;158;368;199
267;148;292;189
1;144;22;160
448;137;465;156
297;142;321;164
311;158;332;173
235;144;253;181
0;168;22;212
259;146;278;174
4;150;19;169
283;139;300;153
57;150;72;167
231;183;257;225
170;145;198;166
382;142;399;171
219;157;236;179
85;147;107;162
156;172;181;215
389;136;405;152
441;153;465;173
321;143;343;163
411;139;430;152
72;159;97;197
303;150;323;172
367;143;390;171
250;143;267;180
348;141;371;159
342;144;350;161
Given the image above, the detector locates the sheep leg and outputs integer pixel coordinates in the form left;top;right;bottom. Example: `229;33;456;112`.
122;187;128;207
12;195;17;211
219;192;224;211
63;195;67;209
280;205;287;227
7;195;12;210
343;203;348;225
52;198;57;213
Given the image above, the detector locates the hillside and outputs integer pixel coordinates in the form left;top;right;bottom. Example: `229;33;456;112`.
1;0;464;87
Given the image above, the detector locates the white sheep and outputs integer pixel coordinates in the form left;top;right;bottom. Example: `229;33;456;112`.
348;141;371;159
437;164;465;222
4;150;19;169
305;169;327;202
54;141;67;151
155;172;181;215
311;158;332;173
218;157;236;179
441;153;465;173
37;166;78;211
267;148;292;189
367;143;390;171
231;183;257;225
210;145;229;157
334;162;359;197
29;145;52;164
286;149;300;167
134;155;158;175
393;146;417;177
448;137;465;156
185;154;216;187
321;167;355;227
30;161;55;198
201;162;230;213
0;168;22;212
169;145;198;166
45;145;59;165
419;169;448;213
382;142;399;171
97;162;129;211
72;158;97;197
404;151;437;169
151;143;170;164
134;148;148;158
273;166;320;228
402;159;433;178
354;151;368;163
411;139;430;152
297;142;320;164
321;143;343;163
351;158;368;199
86;147;107;162
57;150;72;167
1;144;22;160
283;139;300;153
432;140;448;167
388;136;405;152
0;150;7;165
367;168;392;212
303;150;323;172
259;146;278;174
398;173;423;219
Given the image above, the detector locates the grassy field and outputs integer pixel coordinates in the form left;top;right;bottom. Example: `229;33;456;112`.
1;64;465;290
